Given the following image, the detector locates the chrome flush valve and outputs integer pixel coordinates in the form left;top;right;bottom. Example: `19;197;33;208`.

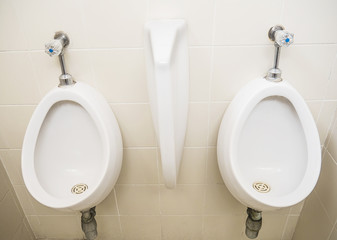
266;25;294;82
269;25;294;48
45;31;75;87
45;32;70;57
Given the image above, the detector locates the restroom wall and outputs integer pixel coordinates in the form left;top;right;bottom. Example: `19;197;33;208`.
293;57;337;240
0;158;35;239
0;0;336;239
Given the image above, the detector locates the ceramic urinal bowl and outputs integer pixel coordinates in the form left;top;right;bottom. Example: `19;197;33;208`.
217;78;321;211
22;82;122;211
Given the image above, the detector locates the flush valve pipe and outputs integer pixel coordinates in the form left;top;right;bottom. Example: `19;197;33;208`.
45;31;76;87
245;207;262;239
265;25;294;82
81;207;98;240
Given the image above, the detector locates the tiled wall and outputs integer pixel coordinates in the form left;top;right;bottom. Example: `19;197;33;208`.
0;0;336;239
293;55;337;240
0;157;35;240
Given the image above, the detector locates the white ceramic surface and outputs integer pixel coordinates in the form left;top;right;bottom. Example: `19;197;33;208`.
22;82;123;211
217;78;321;211
144;20;189;188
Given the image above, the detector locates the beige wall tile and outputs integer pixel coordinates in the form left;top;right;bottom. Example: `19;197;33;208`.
327;117;337;159
30;50;97;97
263;206;290;216
189;47;212;101
0;53;41;104
293;192;333;240
316;101;337;144
26;216;41;238
211;46;272;101
96;216;122;240
315;152;337;222
118;149;158;184
13;0;89;50
32;216;84;239
120;216;161;240
111;104;156;147
160;185;204;215
0;106;35;149
177;148;207;184
12;220;35;240
214;0;282;45
185;103;208;147
13;185;36;216
203;215;245;240
96;190;118;216
161;216;202;240
256;214;288;239
283;0;337;44
204;184;246;215
93;49;148;103
14;185;76;216
306;101;322;122
208;102;229;146
329;227;337;240
116;185;159;215
289;201;305;215
282;215;300;240
0;191;24;240
83;0;147;48
0;0;27;51
0;150;24;185
0;161;10;200
325;56;337;100
27;215;83;239
149;0;214;46
206;148;223;184
282;45;337;100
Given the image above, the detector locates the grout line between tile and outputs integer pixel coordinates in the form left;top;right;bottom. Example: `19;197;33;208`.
313;189;335;226
280;214;290;240
202;0;217;237
112;188;124;239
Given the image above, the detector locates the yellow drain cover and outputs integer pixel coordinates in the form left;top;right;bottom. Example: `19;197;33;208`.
253;182;270;193
71;184;88;194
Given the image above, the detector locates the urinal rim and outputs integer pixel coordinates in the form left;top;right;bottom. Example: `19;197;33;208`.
22;82;123;211
217;77;321;211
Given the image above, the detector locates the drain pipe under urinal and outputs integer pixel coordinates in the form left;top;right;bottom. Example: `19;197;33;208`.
245;208;262;239
81;207;97;240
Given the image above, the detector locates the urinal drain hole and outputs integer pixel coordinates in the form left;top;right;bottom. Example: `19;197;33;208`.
71;184;88;194
253;182;270;193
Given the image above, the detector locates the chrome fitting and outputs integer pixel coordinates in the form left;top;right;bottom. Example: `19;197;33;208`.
265;25;294;82
45;31;76;87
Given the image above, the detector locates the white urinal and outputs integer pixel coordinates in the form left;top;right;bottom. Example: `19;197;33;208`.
22;33;122;212
22;82;122;211
217;26;321;212
217;78;321;211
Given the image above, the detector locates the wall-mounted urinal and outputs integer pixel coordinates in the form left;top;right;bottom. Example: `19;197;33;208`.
144;20;189;189
22;32;123;240
217;26;321;238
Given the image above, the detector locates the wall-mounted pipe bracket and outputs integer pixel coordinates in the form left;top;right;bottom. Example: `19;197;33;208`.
144;20;189;189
